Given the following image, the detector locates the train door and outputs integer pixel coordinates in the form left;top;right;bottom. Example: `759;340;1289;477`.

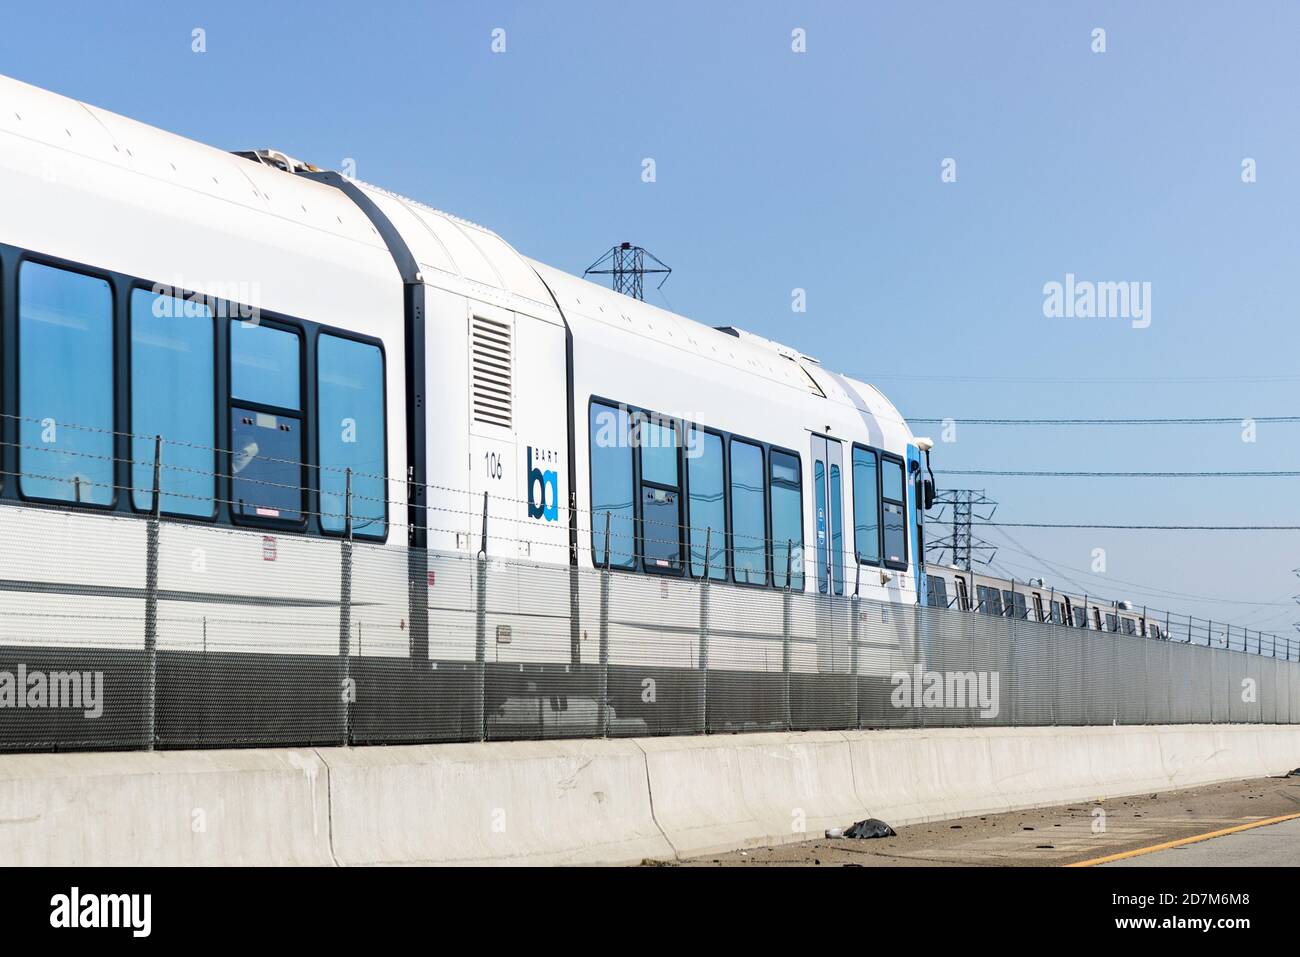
810;435;845;596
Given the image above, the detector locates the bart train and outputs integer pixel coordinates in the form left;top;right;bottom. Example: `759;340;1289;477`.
0;73;1187;748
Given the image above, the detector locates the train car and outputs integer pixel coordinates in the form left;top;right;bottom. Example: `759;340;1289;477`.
0;73;936;745
924;564;1166;642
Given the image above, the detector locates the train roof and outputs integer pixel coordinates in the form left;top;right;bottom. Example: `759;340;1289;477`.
0;72;914;447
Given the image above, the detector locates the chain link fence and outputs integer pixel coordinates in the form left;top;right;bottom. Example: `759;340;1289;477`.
1;494;1297;754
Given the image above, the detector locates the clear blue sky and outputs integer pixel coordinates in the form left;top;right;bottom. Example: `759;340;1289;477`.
3;1;1297;637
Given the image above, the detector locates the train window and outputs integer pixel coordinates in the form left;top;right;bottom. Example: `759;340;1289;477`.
1091;607;1103;630
976;584;1002;616
815;461;827;592
1072;602;1088;628
231;319;300;409
1032;594;1045;622
1051;600;1065;625
881;454;906;567
589;402;635;568
954;577;970;611
130;288;215;516
926;575;949;609
829;462;844;595
18;262;114;505
230;320;303;522
687;428;726;580
318;334;386;537
770;450;803;590
729;439;766;584
1001;589;1025;619
637;416;682;572
1105;612;1118;633
1122;618;1137;636
852;446;880;564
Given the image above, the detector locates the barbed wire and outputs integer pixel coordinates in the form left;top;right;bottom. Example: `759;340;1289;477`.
2;424;1295;650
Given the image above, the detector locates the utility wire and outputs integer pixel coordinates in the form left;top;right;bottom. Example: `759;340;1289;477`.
908;416;1300;426
988;522;1300;531
868;372;1300;384
939;469;1300;478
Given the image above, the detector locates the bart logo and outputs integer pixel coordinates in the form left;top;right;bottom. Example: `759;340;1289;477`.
527;447;558;521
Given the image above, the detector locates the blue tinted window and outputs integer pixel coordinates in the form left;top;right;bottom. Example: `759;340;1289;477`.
590;402;634;568
229;321;303;523
829;463;843;595
770;450;803;590
882;458;904;502
852;447;880;564
687;429;725;580
318;334;386;536
881;454;906;566
639;418;678;487
19;263;114;504
130;288;214;516
815;461;827;593
729;440;765;584
231;408;302;521
231;320;300;409
638;416;681;570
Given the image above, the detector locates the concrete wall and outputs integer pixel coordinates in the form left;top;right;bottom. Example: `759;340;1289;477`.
1;725;1296;865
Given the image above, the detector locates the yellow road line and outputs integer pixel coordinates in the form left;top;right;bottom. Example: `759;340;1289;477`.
1067;811;1300;867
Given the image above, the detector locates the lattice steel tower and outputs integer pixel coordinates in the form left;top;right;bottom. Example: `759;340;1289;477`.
926;488;998;571
583;243;671;301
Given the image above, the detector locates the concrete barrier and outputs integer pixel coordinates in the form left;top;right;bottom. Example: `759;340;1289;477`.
636;731;859;858
1;725;1296;865
0;748;332;866
318;739;672;866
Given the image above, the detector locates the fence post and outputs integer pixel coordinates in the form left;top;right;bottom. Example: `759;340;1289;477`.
697;526;711;735
851;561;861;729
474;491;488;742
782;539;792;732
338;468;353;746
143;435;161;752
599;512;611;738
1006;577;1017;728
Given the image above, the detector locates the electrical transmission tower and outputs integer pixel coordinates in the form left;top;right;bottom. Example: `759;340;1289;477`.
583;243;671;301
926;489;998;571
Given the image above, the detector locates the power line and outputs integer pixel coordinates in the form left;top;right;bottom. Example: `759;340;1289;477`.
989;522;1300;531
939;469;1300;478
864;372;1300;384
987;531;1297;608
908;416;1300;426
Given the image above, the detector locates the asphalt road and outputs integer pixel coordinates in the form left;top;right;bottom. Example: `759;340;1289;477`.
1101;815;1300;867
677;774;1300;867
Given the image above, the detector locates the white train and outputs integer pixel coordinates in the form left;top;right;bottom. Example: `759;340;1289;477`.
0;74;939;744
922;567;1165;639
